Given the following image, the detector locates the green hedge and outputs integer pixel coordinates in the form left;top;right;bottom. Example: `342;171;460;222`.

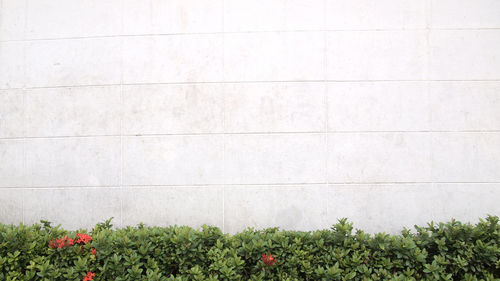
1;216;500;281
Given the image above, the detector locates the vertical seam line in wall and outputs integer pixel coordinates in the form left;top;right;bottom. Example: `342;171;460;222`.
22;89;26;224
426;0;432;81
0;0;3;41
426;0;433;189
22;91;26;225
21;0;28;225
119;0;124;228
323;0;329;222
222;0;226;233
426;0;431;78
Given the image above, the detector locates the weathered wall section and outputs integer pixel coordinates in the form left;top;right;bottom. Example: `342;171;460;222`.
1;0;500;233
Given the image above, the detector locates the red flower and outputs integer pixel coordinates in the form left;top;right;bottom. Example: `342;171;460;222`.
49;236;74;249
82;271;95;281
261;253;277;266
75;233;92;245
91;248;97;256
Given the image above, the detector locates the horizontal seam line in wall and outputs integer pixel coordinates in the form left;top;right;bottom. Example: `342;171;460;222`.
2;79;500;91
1;27;500;42
2;131;500;140
2;182;500;189
325;182;500;185
1;183;327;189
3;131;500;141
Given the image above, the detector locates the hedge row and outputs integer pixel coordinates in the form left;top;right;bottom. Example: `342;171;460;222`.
1;216;500;281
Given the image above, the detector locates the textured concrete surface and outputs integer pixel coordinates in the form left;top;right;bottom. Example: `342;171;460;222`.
1;0;500;233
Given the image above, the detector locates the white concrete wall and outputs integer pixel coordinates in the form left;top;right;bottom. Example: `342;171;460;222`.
1;0;500;234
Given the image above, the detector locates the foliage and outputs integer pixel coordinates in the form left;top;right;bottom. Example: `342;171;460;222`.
1;216;500;280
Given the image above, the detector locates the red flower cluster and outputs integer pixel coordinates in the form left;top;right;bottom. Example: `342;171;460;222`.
83;271;95;281
261;253;277;266
48;236;74;249
49;233;92;249
76;233;92;244
47;233;95;281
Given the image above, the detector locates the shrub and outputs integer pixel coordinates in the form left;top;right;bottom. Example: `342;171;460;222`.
1;216;499;280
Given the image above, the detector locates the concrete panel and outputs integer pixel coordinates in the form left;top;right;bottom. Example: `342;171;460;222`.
0;42;24;89
325;0;426;30
225;82;325;133
431;133;500;182
432;184;500;222
0;188;23;225
0;90;24;138
328;184;500;234
23;187;121;229
224;0;323;32
328;82;429;131
123;35;223;84
225;134;326;184
224;32;324;81
25;137;121;187
26;38;121;87
430;82;500;131
0;140;24;187
123;84;224;135
26;86;121;137
0;0;25;41
123;136;224;186
224;185;328;233
122;186;223;229
430;30;500;80
326;31;427;80
25;0;122;39
430;0;500;29
123;0;223;35
328;133;431;182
